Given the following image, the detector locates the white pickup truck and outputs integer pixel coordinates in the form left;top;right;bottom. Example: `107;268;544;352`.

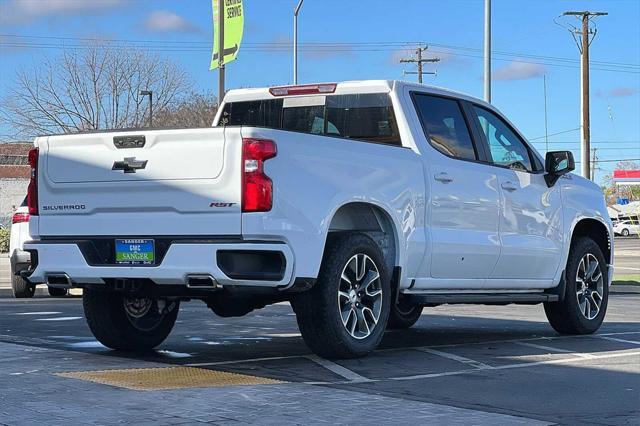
22;80;613;359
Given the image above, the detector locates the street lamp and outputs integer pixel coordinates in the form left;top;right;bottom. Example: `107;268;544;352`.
139;90;153;127
293;0;305;85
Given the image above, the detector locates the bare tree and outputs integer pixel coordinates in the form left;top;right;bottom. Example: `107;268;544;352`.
1;45;192;138
153;92;218;128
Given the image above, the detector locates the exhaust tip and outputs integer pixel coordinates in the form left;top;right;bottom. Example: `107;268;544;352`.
46;274;72;288
186;275;221;289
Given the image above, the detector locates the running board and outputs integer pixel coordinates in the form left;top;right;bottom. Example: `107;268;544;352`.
404;292;559;306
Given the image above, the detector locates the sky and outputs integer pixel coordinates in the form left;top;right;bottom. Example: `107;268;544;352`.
0;0;639;183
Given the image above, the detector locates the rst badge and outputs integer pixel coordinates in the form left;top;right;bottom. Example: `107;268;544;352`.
210;202;236;208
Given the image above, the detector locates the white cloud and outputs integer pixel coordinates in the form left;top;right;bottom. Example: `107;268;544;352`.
493;61;547;81
0;0;126;25
143;10;200;34
609;87;639;97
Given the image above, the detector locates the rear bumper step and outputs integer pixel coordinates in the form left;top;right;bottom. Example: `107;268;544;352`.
404;292;559;306
23;241;294;289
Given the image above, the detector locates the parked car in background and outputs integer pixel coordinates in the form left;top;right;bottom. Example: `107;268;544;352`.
22;80;613;358
613;220;640;237
9;198;67;298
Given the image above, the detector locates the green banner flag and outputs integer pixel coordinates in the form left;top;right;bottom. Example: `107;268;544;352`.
210;0;244;70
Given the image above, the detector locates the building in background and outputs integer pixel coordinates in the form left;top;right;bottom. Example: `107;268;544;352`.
0;143;31;227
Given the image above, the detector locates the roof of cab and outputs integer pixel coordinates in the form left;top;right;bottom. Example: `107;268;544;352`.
221;80;490;109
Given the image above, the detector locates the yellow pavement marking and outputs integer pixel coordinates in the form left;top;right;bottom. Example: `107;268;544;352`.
55;366;284;390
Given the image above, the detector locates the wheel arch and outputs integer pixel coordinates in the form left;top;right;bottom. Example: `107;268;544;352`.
570;218;612;265
325;202;401;276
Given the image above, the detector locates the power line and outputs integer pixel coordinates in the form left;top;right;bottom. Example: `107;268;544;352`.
2;34;639;73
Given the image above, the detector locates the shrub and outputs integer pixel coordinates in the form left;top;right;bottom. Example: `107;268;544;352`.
0;228;10;253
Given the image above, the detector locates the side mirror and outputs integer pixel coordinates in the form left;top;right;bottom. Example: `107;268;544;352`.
544;151;575;187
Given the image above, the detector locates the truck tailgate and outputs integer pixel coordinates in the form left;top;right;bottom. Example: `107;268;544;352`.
35;127;243;237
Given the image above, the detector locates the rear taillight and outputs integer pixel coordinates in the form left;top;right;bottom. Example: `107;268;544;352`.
242;138;277;212
12;212;30;224
27;147;38;215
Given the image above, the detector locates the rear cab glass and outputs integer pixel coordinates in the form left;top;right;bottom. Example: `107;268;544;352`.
219;93;401;146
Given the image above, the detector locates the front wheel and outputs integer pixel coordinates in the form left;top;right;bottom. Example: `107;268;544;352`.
544;237;608;335
293;233;391;359
621;228;630;237
83;288;179;351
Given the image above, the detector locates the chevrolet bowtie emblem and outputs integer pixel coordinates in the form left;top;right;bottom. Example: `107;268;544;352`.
112;157;148;173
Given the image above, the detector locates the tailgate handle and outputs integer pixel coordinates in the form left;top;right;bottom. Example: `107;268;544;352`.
114;135;146;149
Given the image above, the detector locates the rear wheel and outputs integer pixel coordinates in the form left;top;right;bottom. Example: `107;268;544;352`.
621;228;630;237
83;288;179;351
293;233;391;359
11;274;35;298
544;237;608;335
48;286;68;297
388;298;423;329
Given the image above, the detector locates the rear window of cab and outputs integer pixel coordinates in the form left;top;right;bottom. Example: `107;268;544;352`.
219;93;401;146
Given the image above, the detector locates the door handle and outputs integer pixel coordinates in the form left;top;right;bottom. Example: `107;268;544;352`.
434;172;453;183
501;181;517;192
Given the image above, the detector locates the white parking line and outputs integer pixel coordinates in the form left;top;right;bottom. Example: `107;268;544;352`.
186;355;302;367
305;355;373;383
34;317;82;321
391;350;640;381
615;266;640;271
597;336;640;345
415;347;494;369
513;341;595;359
184;331;640;368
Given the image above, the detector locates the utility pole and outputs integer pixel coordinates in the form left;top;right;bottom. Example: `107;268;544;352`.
217;0;225;104
484;0;491;102
293;0;305;85
543;74;549;154
139;90;153;127
400;46;440;84
591;147;599;181
561;10;607;180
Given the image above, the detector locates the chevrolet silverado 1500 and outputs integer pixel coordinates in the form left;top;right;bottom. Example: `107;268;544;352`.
22;81;613;358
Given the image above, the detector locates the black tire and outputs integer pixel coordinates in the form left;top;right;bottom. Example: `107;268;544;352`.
83;288;179;351
388;298;423;329
48;286;68;297
544;237;609;335
292;233;391;359
621;228;630;237
11;274;35;298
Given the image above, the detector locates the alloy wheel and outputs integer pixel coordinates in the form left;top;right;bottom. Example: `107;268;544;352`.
124;297;175;332
338;253;383;339
575;253;604;320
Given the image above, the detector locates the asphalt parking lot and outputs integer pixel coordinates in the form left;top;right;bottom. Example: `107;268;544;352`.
0;238;638;425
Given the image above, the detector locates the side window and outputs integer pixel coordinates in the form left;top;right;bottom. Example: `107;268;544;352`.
473;106;534;172
413;94;477;161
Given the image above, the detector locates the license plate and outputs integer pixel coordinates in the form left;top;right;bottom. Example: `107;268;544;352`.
115;239;155;265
